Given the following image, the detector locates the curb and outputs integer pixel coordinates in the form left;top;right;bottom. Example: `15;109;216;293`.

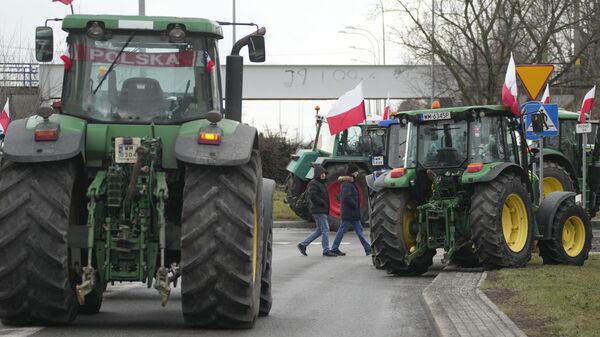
273;220;311;228
592;220;600;230
421;270;528;337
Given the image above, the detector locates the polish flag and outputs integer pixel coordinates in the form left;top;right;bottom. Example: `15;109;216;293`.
53;0;73;5
540;84;550;104
382;93;390;120
326;83;366;135
502;53;520;117
0;98;10;138
580;85;596;124
204;51;215;73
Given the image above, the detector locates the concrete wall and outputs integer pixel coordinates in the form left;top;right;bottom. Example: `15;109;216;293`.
0;87;40;120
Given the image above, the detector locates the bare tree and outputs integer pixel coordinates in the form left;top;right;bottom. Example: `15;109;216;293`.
388;0;600;107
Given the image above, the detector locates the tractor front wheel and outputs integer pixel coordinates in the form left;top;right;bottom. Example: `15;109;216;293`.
470;173;534;269
539;198;592;265
181;150;264;328
0;160;80;325
543;161;575;197
370;189;434;275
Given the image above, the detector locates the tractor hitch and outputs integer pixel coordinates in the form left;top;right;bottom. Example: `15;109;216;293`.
75;266;96;305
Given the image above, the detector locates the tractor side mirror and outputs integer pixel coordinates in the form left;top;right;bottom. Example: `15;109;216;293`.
35;26;54;62
359;135;372;153
248;35;265;63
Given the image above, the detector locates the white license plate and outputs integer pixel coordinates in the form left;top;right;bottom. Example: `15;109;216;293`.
372;156;384;166
420;111;451;121
115;137;141;164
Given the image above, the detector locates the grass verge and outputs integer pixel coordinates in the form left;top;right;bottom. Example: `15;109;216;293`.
273;189;301;221
481;255;600;337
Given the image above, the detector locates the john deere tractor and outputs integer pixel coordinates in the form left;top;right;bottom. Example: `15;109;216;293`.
368;105;592;275
0;15;274;328
285;109;387;230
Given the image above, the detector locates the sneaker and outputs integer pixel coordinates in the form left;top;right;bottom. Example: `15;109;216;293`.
322;250;338;257
365;250;372;256
331;249;346;256
297;243;307;256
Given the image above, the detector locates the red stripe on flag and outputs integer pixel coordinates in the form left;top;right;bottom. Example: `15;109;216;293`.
326;101;366;135
502;83;520;117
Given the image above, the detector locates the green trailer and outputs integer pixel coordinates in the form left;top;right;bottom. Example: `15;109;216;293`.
368;105;593;274
285;112;387;230
0;14;273;328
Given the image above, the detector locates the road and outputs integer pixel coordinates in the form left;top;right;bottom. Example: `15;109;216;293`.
0;228;439;337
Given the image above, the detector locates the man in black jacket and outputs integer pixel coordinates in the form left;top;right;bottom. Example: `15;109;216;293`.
297;165;337;257
330;163;372;256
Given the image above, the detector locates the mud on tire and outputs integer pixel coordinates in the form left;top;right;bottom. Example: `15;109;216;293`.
181;150;264;328
0;160;80;325
470;173;534;270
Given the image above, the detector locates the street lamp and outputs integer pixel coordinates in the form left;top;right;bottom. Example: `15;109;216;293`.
338;29;379;64
351;58;371;64
349;45;377;64
346;26;381;64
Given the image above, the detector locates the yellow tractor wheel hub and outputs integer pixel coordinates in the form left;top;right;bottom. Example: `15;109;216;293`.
502;193;528;252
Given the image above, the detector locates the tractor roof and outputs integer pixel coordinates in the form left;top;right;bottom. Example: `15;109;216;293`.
62;14;223;38
558;109;580;119
399;105;509;116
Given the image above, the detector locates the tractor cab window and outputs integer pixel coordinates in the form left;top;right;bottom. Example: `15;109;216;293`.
338;126;363;155
418;120;468;168
387;123;409;168
62;32;221;124
470;117;506;163
367;127;386;156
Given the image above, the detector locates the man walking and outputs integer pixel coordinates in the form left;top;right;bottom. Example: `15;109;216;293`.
297;165;337;257
330;164;372;256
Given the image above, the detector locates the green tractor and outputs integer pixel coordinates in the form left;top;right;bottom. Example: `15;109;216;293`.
533;110;600;216
285;109;387;230
368;105;593;274
0;15;274;328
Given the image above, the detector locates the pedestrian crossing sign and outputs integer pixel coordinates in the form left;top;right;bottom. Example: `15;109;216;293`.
524;102;559;140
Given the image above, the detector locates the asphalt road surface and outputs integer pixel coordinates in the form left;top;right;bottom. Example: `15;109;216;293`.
0;228;439;337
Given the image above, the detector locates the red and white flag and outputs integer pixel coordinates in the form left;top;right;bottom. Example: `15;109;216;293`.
540;84;550;104
0;98;11;138
502;53;520;117
326;83;366;135
204;51;215;73
382;93;391;120
53;0;73;5
580;85;596;124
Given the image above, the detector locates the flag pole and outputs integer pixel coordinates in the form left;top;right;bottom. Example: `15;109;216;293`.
69;3;74;14
583;131;587;209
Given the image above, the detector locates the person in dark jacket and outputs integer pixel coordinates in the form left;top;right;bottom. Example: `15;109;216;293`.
297;165;337;257
330;163;372;256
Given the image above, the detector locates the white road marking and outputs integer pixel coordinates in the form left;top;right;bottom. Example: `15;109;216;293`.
0;327;42;337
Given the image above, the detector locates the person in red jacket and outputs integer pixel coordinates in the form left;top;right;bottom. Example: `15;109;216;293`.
330;164;372;256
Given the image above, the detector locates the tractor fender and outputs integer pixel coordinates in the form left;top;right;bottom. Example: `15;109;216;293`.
2;116;86;163
477;163;524;183
537;191;576;239
175;120;257;166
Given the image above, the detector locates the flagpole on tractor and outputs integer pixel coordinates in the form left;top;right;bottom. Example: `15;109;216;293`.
583;132;587;208
69;3;74;14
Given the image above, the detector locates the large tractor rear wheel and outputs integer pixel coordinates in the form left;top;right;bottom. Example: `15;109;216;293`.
543;161;574;197
181;150;264;329
0;160;80;325
539;198;592;265
284;174;311;221
470;173;534;269
259;179;275;317
370;189;434;275
325;164;369;231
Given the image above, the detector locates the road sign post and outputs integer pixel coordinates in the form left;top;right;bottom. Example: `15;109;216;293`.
576;122;592;208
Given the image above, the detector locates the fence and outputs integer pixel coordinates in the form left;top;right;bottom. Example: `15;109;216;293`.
0;63;39;87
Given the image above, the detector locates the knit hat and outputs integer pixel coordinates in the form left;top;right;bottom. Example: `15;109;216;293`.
346;163;360;175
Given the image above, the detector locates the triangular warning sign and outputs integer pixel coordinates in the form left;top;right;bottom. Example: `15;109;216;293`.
516;64;554;101
526;105;557;133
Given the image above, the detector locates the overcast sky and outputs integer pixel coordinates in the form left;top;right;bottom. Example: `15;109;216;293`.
1;0;409;141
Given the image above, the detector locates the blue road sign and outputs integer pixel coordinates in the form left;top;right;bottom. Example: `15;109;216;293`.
523;102;559;140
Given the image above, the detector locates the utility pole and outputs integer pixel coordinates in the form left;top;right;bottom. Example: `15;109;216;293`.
139;0;145;15
430;0;435;105
232;0;237;43
379;0;386;64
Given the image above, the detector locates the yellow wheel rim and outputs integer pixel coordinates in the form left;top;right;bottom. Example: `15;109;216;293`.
562;216;585;257
402;204;416;252
543;177;564;196
502;193;529;253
